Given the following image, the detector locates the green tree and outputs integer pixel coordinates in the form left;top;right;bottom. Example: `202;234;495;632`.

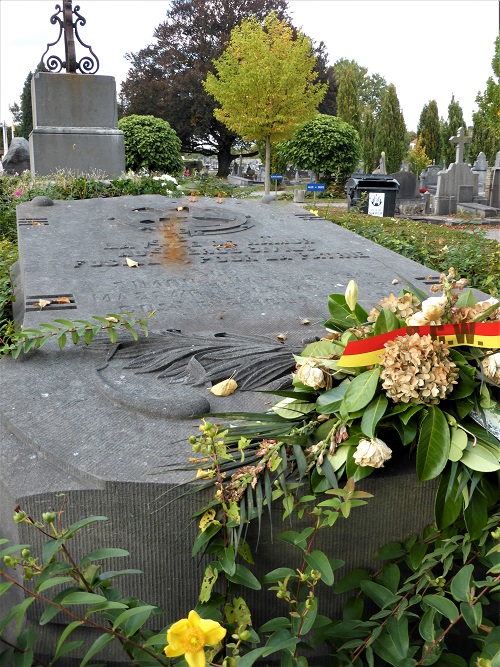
117;115;184;173
417;100;441;165
334;59;387;116
203;13;326;195
119;0;335;178
336;66;361;132
374;84;407;174
471;35;500;165
360;106;376;174
277;114;360;184
440;95;466;166
8;62;46;140
406;134;432;176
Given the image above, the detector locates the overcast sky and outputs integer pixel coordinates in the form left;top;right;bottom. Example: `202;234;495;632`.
0;0;498;132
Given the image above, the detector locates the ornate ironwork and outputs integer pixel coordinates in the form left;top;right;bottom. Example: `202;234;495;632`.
41;1;99;74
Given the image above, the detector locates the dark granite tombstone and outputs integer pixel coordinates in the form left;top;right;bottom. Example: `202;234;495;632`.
390;170;419;199
1;195;468;664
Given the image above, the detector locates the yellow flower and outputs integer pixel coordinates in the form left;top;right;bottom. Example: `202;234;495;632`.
164;610;226;667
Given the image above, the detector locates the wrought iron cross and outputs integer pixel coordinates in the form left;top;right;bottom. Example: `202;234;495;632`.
41;1;99;74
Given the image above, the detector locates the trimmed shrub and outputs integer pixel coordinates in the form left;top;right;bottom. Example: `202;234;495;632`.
118;115;184;174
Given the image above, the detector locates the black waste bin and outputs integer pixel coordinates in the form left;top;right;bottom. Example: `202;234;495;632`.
344;173;400;217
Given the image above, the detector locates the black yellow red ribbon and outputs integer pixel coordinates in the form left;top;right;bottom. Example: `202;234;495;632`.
338;322;500;368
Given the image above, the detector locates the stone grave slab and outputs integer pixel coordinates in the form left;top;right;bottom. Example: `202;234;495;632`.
1;195;482;664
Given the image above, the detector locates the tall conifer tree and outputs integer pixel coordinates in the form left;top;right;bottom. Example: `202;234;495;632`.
374;84;406;174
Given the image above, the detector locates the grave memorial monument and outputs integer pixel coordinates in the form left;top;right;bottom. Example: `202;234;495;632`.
29;1;125;178
434;127;478;215
1;193;476;664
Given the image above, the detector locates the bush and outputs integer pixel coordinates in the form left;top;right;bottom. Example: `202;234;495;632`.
118;115;184;174
278;114;360;184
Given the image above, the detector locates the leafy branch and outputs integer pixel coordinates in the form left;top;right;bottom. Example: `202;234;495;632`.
0;311;153;358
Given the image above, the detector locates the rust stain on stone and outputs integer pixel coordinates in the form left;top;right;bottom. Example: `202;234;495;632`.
158;215;188;266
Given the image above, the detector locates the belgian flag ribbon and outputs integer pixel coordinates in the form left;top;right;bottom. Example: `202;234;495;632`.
338;322;500;368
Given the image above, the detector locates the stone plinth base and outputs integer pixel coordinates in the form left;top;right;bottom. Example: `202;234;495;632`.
434;195;457;215
29;127;125;178
29;72;125;178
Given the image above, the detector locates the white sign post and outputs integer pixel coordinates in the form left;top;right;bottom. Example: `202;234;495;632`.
368;192;385;217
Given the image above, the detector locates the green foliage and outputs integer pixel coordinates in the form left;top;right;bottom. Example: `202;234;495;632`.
277;114;360;183
417;100;442;165
0;500;168;666
360;106;377;174
406;134;432;176
336;65;361;132
374;84;407;174
118;115;184;174
203;12;326;194
324;209;500;296
333;58;388;117
471;35;500;165
119;0;294;177
0;311;151;359
441;95;467;166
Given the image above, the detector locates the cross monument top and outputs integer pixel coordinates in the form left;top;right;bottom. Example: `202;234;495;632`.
41;0;99;74
449;126;471;164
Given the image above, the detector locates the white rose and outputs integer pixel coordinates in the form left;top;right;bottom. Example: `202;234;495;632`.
420;296;447;322
353;438;392;468
296;361;326;389
406;310;430;326
484;352;500;380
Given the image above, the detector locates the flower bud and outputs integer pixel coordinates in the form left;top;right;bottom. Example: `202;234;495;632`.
345;280;358;311
42;511;56;524
3;556;13;566
13;511;27;523
238;629;251;641
21;549;30;558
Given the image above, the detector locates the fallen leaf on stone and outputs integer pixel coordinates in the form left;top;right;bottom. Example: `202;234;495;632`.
105;316;119;323
215;198;223;204
34;299;52;309
276;333;287;342
126;257;139;268
210;376;238;396
224;242;237;248
391;279;399;285
177;206;184;211
300;318;311;325
53;296;71;304
214;244;223;249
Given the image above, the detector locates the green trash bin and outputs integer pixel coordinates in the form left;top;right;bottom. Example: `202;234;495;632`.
345;174;400;217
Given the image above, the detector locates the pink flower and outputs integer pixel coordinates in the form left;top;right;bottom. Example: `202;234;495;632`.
15;189;22;196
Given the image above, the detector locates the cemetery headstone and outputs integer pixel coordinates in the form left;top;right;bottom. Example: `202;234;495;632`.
2;195;483;664
390;170;419;199
29;1;125;178
472;151;488;196
434;127;478;215
489;151;500;209
1;137;30;175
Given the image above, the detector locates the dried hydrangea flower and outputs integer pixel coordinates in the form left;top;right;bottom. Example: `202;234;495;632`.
353;438;392;468
380;333;458;404
370;292;420;322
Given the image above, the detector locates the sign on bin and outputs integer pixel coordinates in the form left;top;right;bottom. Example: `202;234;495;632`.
270;174;282;180
306;183;326;191
368;192;385;217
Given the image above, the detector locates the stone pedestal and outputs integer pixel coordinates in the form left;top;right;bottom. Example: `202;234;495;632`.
29;72;125;178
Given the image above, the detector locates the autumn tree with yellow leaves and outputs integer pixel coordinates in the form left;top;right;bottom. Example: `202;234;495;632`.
203;13;326;195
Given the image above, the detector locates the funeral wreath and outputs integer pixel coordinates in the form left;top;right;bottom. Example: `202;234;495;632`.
0;269;499;667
